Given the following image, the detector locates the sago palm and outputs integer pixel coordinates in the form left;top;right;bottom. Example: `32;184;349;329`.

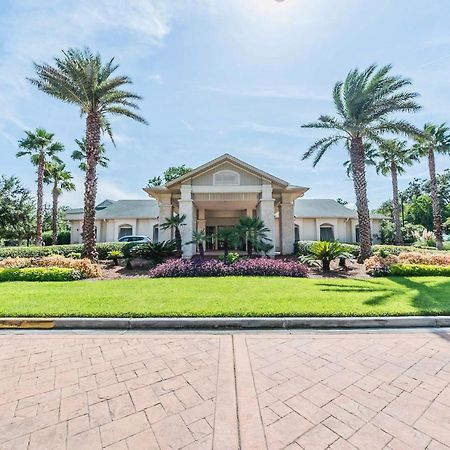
236;216;270;257
376;140;417;245
161;213;186;256
29;47;147;260
412;123;450;250
72;138;109;171
302;64;421;262
44;160;75;245
17;128;64;246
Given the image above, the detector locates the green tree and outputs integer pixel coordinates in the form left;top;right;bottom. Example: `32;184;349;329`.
412;123;450;249
302;64;421;262
17;128;64;246
30;47;147;260
71;138;109;171
343;143;378;178
160;213;186;256
236;216;271;257
148;165;192;187
215;227;240;258
44;161;75;245
375;140;417;245
187;230;208;258
405;195;434;230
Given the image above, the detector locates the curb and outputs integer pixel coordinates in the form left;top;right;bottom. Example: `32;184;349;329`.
1;316;450;330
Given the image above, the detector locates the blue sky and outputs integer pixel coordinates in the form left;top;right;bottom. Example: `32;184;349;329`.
1;0;450;209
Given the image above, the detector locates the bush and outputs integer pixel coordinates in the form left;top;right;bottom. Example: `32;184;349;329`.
300;241;353;271
130;240;177;263
295;241;359;257
412;229;436;248
149;258;309;278
217;252;240;264
0;242;126;260
390;264;450;277
42;230;71;246
0;267;81;282
371;244;439;257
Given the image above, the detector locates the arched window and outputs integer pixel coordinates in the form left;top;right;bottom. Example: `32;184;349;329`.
213;170;240;186
153;225;159;243
118;224;133;239
319;224;334;241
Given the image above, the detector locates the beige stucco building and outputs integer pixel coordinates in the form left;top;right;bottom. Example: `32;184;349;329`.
67;154;385;255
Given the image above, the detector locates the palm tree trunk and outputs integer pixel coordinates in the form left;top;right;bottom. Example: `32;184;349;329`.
390;162;403;245
35;152;45;246
175;228;182;256
247;239;253;257
224;239;229;258
82;112;101;261
51;180;59;245
198;242;204;259
350;137;372;262
428;147;444;249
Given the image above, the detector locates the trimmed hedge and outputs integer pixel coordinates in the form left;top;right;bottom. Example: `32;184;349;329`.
0;242;126;260
0;267;80;282
389;264;450;277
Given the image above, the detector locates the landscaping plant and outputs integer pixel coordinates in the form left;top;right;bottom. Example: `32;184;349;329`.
300;241;352;271
236;217;271;257
186;231;209;258
161;214;186;256
107;250;123;266
130;240;177;265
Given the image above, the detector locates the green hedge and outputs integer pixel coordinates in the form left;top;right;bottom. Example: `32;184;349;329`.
0;267;80;282
390;264;450;277
0;242;126;260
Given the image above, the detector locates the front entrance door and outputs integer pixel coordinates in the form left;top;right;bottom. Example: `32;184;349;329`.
205;226;215;250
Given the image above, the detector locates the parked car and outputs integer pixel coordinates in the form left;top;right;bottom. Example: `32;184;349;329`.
118;235;151;243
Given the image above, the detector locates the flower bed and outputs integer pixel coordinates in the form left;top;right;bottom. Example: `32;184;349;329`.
149;258;309;278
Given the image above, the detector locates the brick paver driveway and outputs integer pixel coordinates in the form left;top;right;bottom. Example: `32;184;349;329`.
0;330;449;449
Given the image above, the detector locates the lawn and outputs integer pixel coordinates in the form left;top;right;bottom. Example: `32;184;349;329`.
0;276;449;317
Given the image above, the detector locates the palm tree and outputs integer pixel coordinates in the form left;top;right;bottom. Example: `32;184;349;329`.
301;64;421;262
375;140;417;245
17;128;64;246
343;143;378;178
44;160;75;245
215;227;240;258
72;138;109;171
29;48;147;260
236;216;270;257
160;213;186;256
187;230;208;258
412;123;450;250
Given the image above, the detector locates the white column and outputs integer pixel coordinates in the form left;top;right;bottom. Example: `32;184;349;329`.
179;185;195;258
158;194;172;241
280;193;295;255
258;184;275;257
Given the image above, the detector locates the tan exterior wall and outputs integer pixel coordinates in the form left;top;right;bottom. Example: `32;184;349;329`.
191;162;263;186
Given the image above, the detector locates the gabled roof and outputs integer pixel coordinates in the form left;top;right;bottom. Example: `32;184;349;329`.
294;199;387;219
165;153;290;188
96;200;159;219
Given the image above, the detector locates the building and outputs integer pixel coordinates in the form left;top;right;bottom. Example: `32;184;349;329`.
67;154;385;255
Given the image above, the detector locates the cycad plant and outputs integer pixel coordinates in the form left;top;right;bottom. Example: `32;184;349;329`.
302;64;421;262
412;123;450;249
300;241;352;271
160;213;186;256
29;48;147;260
375;140;417;245
44;160;75;245
17;128;64;245
236;216;271;257
72;138;109;171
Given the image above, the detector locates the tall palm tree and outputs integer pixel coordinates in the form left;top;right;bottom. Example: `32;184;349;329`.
412;123;450;249
72;138;109;171
343;143;378;178
44;160;75;245
17;128;64;246
301;64;421;262
236;216;270;257
29;48;147;260
375;140;417;245
161;213;186;256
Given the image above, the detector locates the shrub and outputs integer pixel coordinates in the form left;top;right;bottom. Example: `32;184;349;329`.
67;252;82;259
108;250;124;266
0;267;81;282
42;230;72;246
149;258;308;278
300;241;353;271
371;244;440;257
390;264;450;277
295;241;359;257
217;252;240;264
412;229;437;248
131;240;177;264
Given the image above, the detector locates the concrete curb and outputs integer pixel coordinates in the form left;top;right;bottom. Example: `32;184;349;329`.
1;316;450;330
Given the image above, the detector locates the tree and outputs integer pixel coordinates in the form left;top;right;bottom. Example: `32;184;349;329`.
405;195;434;230
29;47;147;260
412;123;450;249
0;175;36;245
187;230;208;258
148;165;192;187
44;161;75;245
160;213;186;256
215;227;240;258
302;64;421;262
72;138;109;171
17;128;64;246
236;216;271;257
375;140;417;245
343;143;378;178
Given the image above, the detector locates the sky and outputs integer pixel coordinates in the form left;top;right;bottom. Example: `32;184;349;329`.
1;0;450;210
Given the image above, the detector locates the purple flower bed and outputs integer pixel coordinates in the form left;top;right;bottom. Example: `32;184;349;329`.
148;258;309;278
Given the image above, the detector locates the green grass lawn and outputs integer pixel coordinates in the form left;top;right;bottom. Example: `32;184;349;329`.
0;276;449;317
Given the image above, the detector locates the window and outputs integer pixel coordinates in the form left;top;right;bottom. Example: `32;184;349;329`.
294;225;300;242
320;224;334;241
213;170;240;186
355;225;360;243
118;225;133;239
153;225;159;243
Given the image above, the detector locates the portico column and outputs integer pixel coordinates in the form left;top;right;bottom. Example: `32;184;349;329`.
280;193;295;255
158;194;173;241
258;184;275;257
179;185;195;258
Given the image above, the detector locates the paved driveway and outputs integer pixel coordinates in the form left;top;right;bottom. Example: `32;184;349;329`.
0;330;449;449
